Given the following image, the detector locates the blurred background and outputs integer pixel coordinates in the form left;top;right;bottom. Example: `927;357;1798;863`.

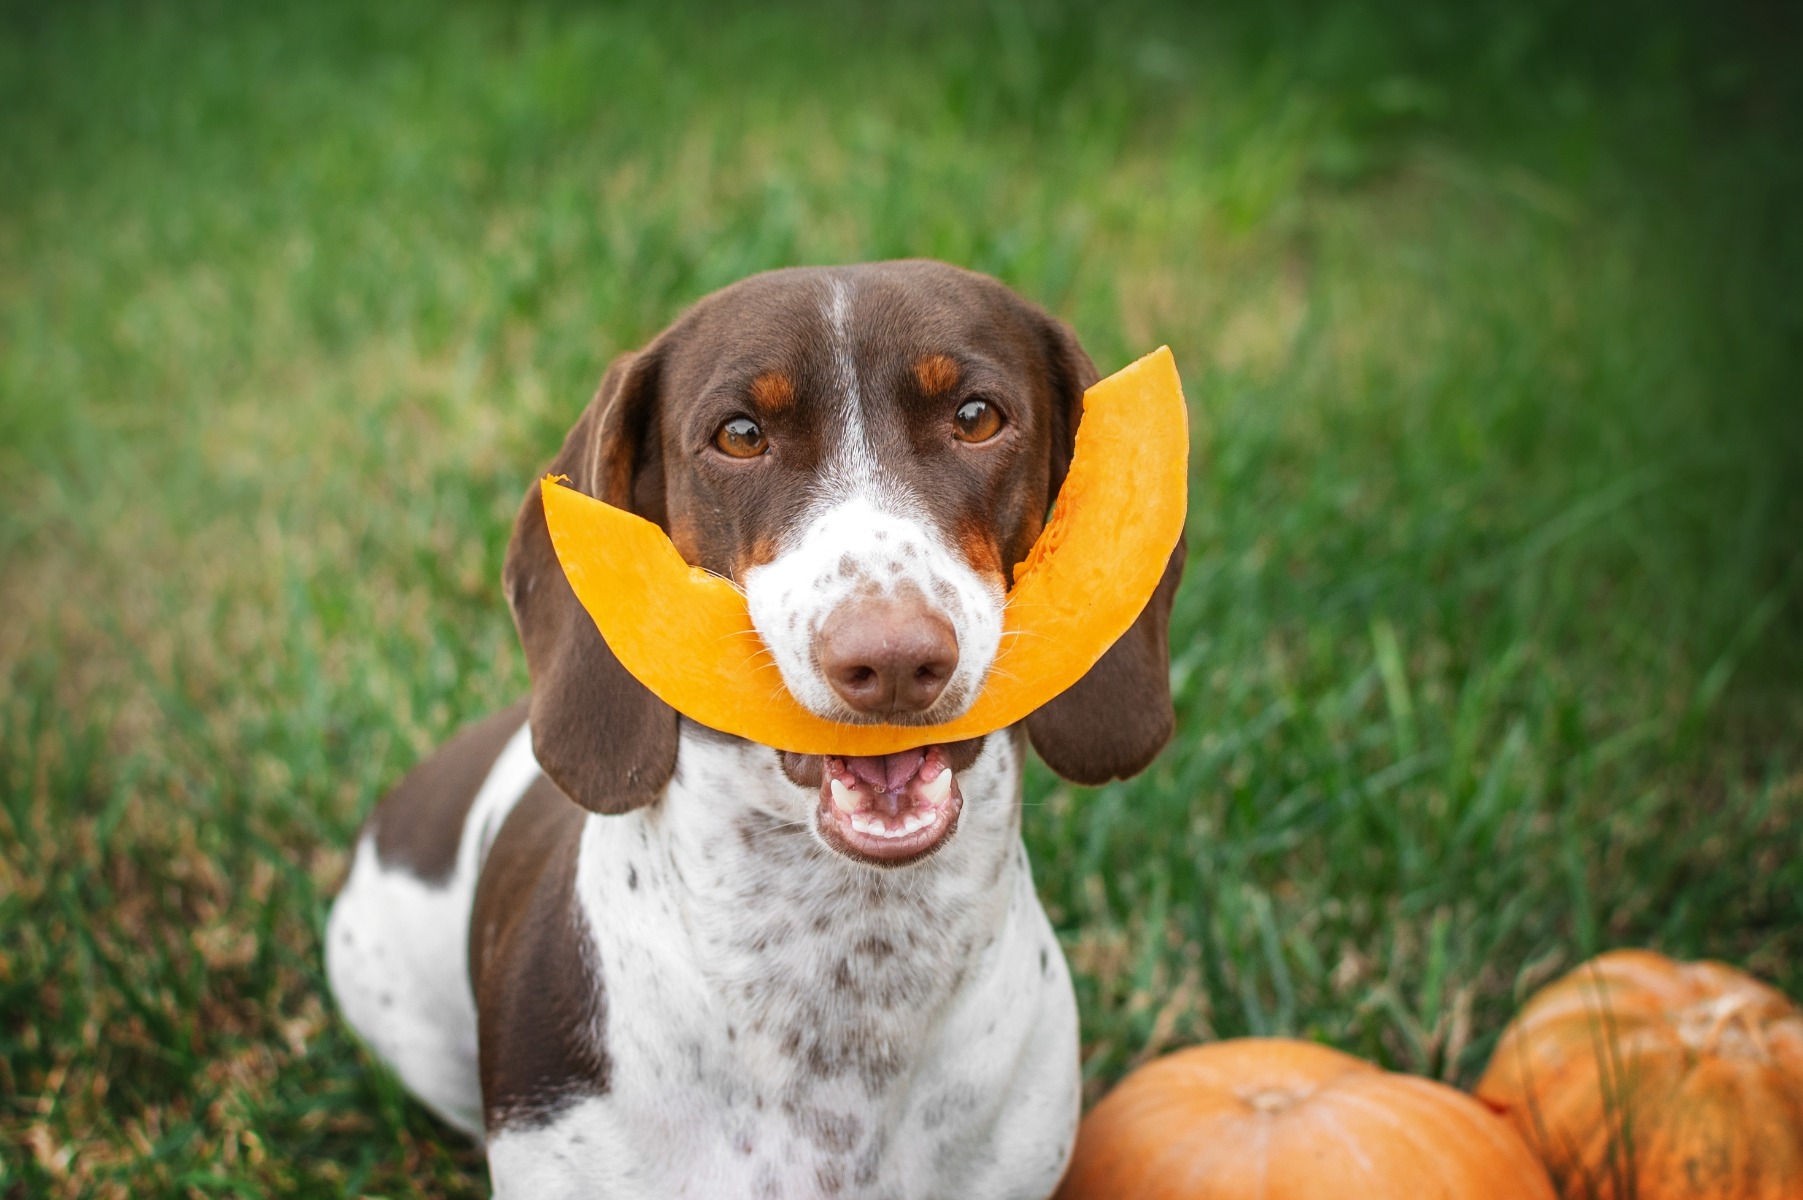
2;0;1799;1194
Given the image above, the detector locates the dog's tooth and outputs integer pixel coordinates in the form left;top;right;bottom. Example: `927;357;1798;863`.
920;769;953;807
904;813;925;834
851;814;874;834
830;778;859;814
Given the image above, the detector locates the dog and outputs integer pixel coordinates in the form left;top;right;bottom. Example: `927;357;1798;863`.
325;260;1184;1198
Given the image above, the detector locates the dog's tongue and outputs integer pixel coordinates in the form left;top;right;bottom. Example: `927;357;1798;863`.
843;747;926;793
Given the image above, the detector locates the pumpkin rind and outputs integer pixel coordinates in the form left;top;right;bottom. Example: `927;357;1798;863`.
1056;1038;1558;1200
1476;949;1803;1200
541;345;1189;755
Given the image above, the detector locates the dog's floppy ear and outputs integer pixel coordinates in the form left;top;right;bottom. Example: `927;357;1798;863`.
1025;317;1188;785
503;350;678;814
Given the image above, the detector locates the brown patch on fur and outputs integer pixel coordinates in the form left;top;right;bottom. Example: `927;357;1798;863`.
471;774;611;1131
668;515;705;564
912;354;960;397
732;533;780;578
749;371;796;411
372;701;528;883
1026;537;1186;784
954;520;1005;587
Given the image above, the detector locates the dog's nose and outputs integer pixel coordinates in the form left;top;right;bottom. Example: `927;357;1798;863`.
818;593;959;716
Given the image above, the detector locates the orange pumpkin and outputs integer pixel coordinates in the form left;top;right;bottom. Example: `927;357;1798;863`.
1057;1038;1558;1199
541;345;1189;755
1477;950;1803;1199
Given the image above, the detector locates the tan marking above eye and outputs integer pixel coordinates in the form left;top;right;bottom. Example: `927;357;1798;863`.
913;354;961;397
748;371;795;410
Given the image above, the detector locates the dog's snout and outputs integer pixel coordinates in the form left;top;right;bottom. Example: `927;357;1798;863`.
818;594;959;717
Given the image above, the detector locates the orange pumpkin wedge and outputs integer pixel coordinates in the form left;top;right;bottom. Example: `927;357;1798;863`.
541;345;1188;755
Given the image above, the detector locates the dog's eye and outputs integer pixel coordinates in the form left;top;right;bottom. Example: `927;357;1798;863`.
713;417;768;458
953;398;1003;444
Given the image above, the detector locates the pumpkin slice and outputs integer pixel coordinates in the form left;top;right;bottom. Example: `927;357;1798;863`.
541;345;1188;755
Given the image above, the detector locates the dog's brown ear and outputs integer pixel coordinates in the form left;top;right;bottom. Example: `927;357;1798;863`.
503;351;678;814
1025;317;1189;785
1025;538;1186;784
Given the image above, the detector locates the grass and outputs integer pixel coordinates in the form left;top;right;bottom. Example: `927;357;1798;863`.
2;0;1800;1194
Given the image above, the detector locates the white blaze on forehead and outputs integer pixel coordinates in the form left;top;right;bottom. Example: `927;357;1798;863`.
818;275;891;504
740;274;1005;723
825;278;868;467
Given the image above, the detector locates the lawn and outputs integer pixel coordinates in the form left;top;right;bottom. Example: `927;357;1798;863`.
2;0;1799;1195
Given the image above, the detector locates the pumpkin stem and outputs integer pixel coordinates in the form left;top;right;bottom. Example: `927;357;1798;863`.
1239;1085;1312;1114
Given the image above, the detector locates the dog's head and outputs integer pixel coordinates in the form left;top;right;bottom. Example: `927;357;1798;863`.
505;261;1184;864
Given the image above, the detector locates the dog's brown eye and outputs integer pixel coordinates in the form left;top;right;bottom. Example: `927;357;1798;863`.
953;398;1003;443
714;417;768;458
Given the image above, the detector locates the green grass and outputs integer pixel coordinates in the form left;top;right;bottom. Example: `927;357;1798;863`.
3;0;1800;1194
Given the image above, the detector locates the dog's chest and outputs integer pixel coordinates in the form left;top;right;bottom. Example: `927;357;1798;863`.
483;738;1081;1199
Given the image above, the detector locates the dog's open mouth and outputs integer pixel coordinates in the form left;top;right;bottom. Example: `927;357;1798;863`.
814;746;964;864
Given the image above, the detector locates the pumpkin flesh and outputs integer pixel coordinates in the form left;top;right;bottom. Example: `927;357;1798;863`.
541;346;1189;755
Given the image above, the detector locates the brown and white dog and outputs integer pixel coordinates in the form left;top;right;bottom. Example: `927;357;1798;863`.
325;260;1184;1198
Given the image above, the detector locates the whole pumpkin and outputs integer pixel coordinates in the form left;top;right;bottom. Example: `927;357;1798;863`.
1476;949;1803;1199
1056;1038;1557;1200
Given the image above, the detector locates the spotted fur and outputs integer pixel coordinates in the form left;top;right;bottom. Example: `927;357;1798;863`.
505;726;1076;1198
331;718;1079;1198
